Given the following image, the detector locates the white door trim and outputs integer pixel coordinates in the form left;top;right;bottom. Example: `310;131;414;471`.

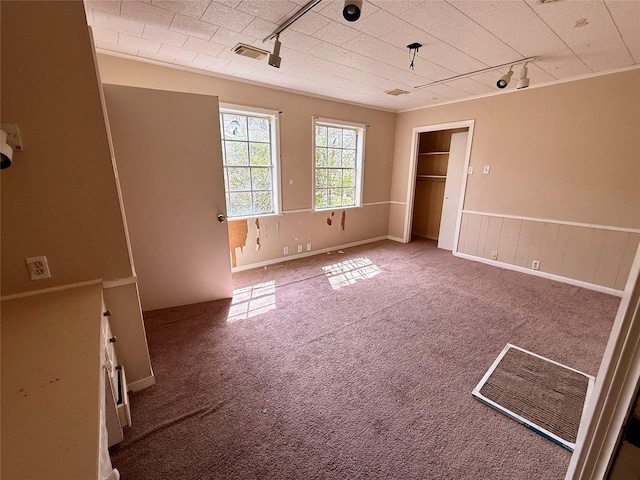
566;243;640;479
402;120;475;245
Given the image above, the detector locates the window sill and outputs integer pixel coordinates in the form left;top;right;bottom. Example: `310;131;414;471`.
313;205;363;213
226;213;283;222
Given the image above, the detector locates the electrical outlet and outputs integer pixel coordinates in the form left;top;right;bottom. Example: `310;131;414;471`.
307;243;312;251
26;256;51;280
467;166;474;175
490;251;498;260
532;260;540;270
297;245;303;253
283;246;288;255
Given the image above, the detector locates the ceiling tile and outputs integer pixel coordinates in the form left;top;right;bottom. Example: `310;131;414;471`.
307;41;350;61
91;26;119;45
210;27;259;47
418;40;488;74
143;23;188;46
236;0;298;24
447;77;495;95
121;1;175;27
311;21;361;45
183;36;226;56
85;1;121;16
368;0;423;15
289;11;331;35
203;57;232;71
524;63;557;84
158;44;199;61
445;27;521;66
351;9;409;37
604;0;640;63
187;53;225;68
99;41;139;56
151;1;211;19
144;51;177;63
85;5;94;25
169;14;218;40
242;17;278;39
279;30;323;52
446;0;510;19
527;0;634;72
451;0;587;79
119;32;162;53
211;0;243;8
398;1;459;35
201;2;255;31
92;10;145;36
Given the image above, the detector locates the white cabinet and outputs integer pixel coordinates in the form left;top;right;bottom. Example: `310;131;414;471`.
1;282;129;480
102;310;132;447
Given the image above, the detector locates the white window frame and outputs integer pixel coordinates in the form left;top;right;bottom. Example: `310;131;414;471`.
219;103;281;220
312;117;366;211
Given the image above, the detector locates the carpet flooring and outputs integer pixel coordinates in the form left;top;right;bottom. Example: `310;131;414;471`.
110;239;619;479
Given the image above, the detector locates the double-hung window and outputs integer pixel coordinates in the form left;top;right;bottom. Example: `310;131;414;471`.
313;117;365;210
220;106;280;218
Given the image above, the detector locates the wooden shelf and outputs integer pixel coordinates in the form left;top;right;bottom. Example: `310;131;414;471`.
417;174;446;180
419;151;449;156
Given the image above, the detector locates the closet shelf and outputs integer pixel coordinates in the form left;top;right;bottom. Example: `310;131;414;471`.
419;151;449;156
417;174;446;180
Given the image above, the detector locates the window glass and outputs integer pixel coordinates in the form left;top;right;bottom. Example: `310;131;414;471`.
313;119;364;210
220;109;279;218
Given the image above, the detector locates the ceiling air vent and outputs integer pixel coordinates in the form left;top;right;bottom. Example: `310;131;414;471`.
233;43;270;60
385;89;410;96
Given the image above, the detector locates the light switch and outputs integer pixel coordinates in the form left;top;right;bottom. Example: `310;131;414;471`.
483;165;490;174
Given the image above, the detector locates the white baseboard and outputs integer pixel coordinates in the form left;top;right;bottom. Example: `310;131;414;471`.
387;235;405;243
128;375;156;392
453;251;623;297
232;236;390;272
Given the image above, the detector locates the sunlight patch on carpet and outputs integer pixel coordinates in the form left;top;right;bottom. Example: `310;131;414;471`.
472;344;594;451
227;281;276;322
322;257;381;290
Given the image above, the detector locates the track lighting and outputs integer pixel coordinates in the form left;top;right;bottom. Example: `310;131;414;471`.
268;34;282;68
343;0;362;22
517;63;530;89
414;57;536;91
496;68;513;89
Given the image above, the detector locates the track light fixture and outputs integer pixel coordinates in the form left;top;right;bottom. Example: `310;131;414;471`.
496;68;513;89
343;0;362;22
268;34;282;68
414;57;536;90
517;62;530;89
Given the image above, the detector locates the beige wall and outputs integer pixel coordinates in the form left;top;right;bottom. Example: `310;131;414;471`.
96;54;396;270
1;1;153;385
391;69;640;291
1;1;133;294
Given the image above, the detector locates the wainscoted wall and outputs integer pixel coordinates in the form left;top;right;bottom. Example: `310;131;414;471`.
457;211;640;292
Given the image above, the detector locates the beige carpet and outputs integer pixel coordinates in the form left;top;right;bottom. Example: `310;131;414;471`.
111;239;618;479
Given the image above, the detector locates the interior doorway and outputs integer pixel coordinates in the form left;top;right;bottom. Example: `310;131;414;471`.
403;120;475;250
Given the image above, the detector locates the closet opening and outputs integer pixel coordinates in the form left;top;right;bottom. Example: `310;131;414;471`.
403;120;475;251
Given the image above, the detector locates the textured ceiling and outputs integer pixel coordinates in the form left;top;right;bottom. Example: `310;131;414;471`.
85;0;640;112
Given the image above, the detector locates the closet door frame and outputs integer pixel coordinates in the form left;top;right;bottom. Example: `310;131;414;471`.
402;120;475;251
